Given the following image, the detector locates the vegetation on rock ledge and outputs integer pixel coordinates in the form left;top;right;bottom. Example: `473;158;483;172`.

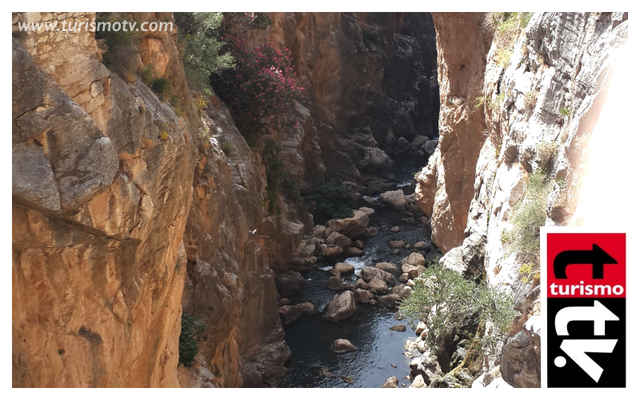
400;262;517;359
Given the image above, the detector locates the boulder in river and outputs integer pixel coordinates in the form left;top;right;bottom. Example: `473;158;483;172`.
413;241;431;251
320;244;343;261
409;374;427;388
275;271;307;293
364;226;380;237
321;366;335;378
328;210;369;238
331;338;356;353
382;376;399;388
390;324;407;332
390;226;400;233
403;252;426;266
358;207;375;216
378;294;400;309
326;231;352;249
334;262;355;275
368;277;388;295
402;264;426;279
279;305;303;325
361;266;395;285
323;291;356;322
341;375;354;384
380;190;406;210
326;276;345;291
374;262;398;273
344;247;364;257
356;279;370;290
313;225;327;238
388;240;406;248
354;289;375;303
297;302;315;313
415;321;427;335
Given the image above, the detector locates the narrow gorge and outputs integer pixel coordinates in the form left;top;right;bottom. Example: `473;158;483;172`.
12;11;628;388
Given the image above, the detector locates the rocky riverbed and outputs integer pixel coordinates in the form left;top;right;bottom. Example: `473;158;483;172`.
275;154;443;388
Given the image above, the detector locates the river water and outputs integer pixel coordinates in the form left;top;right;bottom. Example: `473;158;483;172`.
277;153;440;388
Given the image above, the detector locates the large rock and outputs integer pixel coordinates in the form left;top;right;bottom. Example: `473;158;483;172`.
325;231;352;249
354;289;375;303
328;210;369;238
500;324;541;388
324;291;356;322
334;262;355;276
375;262;399;273
409;374;427;388
380;190;406;210
378;294;400;309
364;226;380;237
275;271;307;293
368;277;389;295
320;244;343;260
330;339;356;353
361;266;395;285
382;376;399;388
401;264;426;280
326;276;345;291
404;252;426;266
279;305;304;325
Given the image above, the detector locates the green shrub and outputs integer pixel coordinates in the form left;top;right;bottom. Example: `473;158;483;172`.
505;169;552;264
560;107;571;117
175;12;234;94
150;78;169;99
303;179;355;225
138;63;154;85
95;12;141;75
179;313;205;367
399;262;517;357
489;12;533;69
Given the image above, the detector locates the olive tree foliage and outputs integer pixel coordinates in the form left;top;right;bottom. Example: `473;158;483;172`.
175;12;234;94
399;262;517;356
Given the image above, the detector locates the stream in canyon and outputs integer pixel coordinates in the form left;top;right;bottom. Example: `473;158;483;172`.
277;153;440;388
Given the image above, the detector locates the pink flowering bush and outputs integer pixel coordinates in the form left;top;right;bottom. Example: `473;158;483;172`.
213;36;305;142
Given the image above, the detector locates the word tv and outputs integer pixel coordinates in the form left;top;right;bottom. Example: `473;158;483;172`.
547;233;626;388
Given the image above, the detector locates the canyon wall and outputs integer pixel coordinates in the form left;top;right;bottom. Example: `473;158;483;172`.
12;11;439;387
12;12;194;387
415;12;628;387
264;12;439;195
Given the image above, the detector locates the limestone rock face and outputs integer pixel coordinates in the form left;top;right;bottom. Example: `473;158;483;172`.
414;12;627;388
182;92;291;388
12;12;195;388
415;12;491;253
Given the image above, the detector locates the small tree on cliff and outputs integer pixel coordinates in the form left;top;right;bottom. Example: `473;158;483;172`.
175;12;235;94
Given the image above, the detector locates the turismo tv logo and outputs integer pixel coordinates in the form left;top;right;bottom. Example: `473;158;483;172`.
546;233;626;387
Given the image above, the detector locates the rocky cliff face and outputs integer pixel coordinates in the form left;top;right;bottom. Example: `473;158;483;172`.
12;12;194;387
264;12;439;195
12;11;292;388
415;12;628;388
